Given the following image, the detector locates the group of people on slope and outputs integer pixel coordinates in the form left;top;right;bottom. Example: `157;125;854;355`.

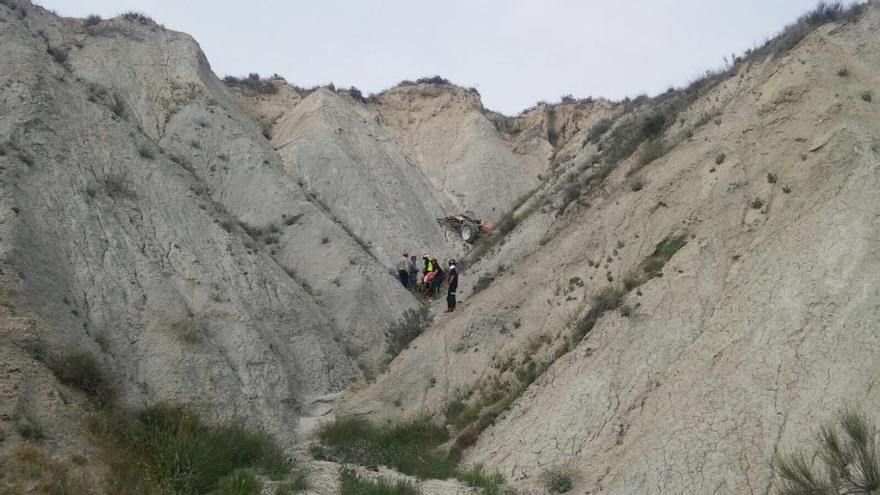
396;253;459;312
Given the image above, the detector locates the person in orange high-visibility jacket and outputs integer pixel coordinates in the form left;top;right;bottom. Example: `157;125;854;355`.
423;270;436;299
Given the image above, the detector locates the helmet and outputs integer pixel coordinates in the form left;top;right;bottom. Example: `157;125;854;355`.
448;259;456;265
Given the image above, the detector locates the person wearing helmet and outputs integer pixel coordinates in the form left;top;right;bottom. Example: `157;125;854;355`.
446;259;459;312
421;254;434;298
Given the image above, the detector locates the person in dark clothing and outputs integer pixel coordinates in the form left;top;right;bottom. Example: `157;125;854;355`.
431;257;444;296
397;253;409;289
446;259;458;312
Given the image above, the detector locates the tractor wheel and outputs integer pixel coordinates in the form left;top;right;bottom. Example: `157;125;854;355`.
461;221;478;243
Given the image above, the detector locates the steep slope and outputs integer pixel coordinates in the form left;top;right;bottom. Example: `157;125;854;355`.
234;80;559;227
0;0;418;441
374;84;545;218
63;16;421;363
341;4;880;493
270;87;457;262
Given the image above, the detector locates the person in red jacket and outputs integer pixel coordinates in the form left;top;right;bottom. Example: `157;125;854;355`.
446;259;458;312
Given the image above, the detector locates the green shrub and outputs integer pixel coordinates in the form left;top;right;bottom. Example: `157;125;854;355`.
121;12;155;25
653;235;687;260
515;359;540;386
774;409;880;495
416;75;452;85
49;352;113;404
385;304;432;362
47;46;68;64
573;308;601;342
17;418;45;440
622;273;640;292
457;464;509;495
276;472;309;494
339;468;420;495
601;115;652;167
592;287;624;312
223;74;279;94
348;87;366;103
83;14;101;27
630;178;644;191
309;444;326;460
639;235;687;278
89;404;291;494
586;118;613;144
217;469;262;495
446;399;480;429
542;468;573;493
317;418;456;480
639;113;666;138
642;258;665;277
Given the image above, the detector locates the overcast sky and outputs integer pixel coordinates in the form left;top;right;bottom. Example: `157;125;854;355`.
39;1;854;114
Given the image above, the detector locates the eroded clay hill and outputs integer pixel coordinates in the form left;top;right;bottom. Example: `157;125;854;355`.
2;0;879;493
341;3;880;493
0;0;566;450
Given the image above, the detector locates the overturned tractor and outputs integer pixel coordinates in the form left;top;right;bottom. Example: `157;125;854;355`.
438;213;494;243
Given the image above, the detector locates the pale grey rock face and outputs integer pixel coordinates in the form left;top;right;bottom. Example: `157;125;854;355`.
0;0;547;443
341;6;880;494
10;2;880;494
374;85;544;219
271;88;460;264
0;3;420;441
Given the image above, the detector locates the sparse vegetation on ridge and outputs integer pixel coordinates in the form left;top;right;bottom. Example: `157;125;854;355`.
547;1;867;219
121;11;156;25
223;73;279;94
83;14;101;27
